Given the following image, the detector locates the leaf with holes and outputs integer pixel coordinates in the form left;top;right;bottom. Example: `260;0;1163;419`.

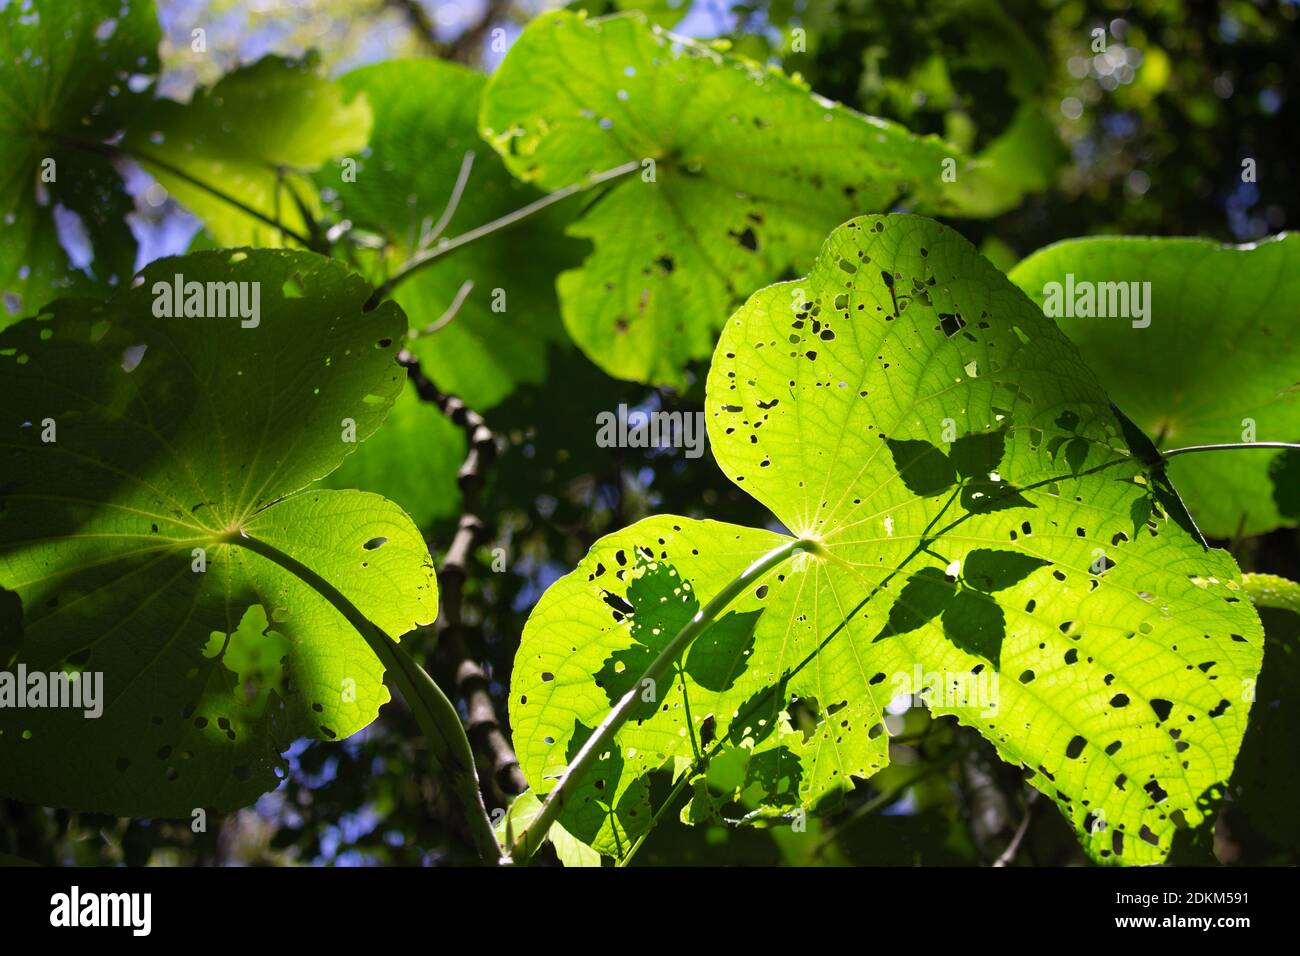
0;248;437;817
0;0;159;319
1009;233;1300;538
511;214;1264;865
123;56;370;248
323;59;583;409
480;10;996;388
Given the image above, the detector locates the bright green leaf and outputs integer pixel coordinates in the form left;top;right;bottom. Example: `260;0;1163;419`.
1009;233;1300;537
496;788;602;867
513;214;1264;865
480;11;991;388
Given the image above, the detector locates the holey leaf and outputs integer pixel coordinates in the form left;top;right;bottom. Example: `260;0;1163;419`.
480;11;991;389
512;215;1264;865
1009;234;1300;538
0;249;437;817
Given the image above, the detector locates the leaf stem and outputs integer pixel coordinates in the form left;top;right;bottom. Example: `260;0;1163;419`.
225;530;504;864
367;159;641;308
47;130;318;247
507;536;816;864
1161;441;1300;459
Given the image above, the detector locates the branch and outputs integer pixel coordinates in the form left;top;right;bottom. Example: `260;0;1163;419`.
386;0;445;55
992;791;1039;867
446;0;512;63
401;351;528;800
367;159;641;308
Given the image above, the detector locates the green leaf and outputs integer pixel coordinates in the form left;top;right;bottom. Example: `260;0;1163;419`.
569;0;689;29
1243;573;1300;615
479;10;988;388
0;248;437;817
123;55;371;248
496;789;602;867
0;0;160;317
1009;233;1300;537
318;379;464;530
513;214;1264;865
325;59;583;409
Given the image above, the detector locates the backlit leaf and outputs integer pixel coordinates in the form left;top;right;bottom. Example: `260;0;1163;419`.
123;56;371;248
480;11;991;388
512;214;1264;864
0;249;437;817
1009;233;1300;537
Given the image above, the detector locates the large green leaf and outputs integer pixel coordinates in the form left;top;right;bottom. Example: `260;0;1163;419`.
512;214;1264;864
1010;234;1300;537
479;11;991;388
324;59;583;409
123;56;370;248
0;249;437;816
0;0;160;318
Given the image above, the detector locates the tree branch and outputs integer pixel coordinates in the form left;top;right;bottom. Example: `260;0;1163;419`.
446;0;513;63
400;351;528;800
386;0;444;56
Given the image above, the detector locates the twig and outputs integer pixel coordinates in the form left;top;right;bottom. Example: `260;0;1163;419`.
408;279;474;339
367;159;641;307
400;351;527;799
992;791;1039;867
421;152;476;250
1162;441;1300;459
